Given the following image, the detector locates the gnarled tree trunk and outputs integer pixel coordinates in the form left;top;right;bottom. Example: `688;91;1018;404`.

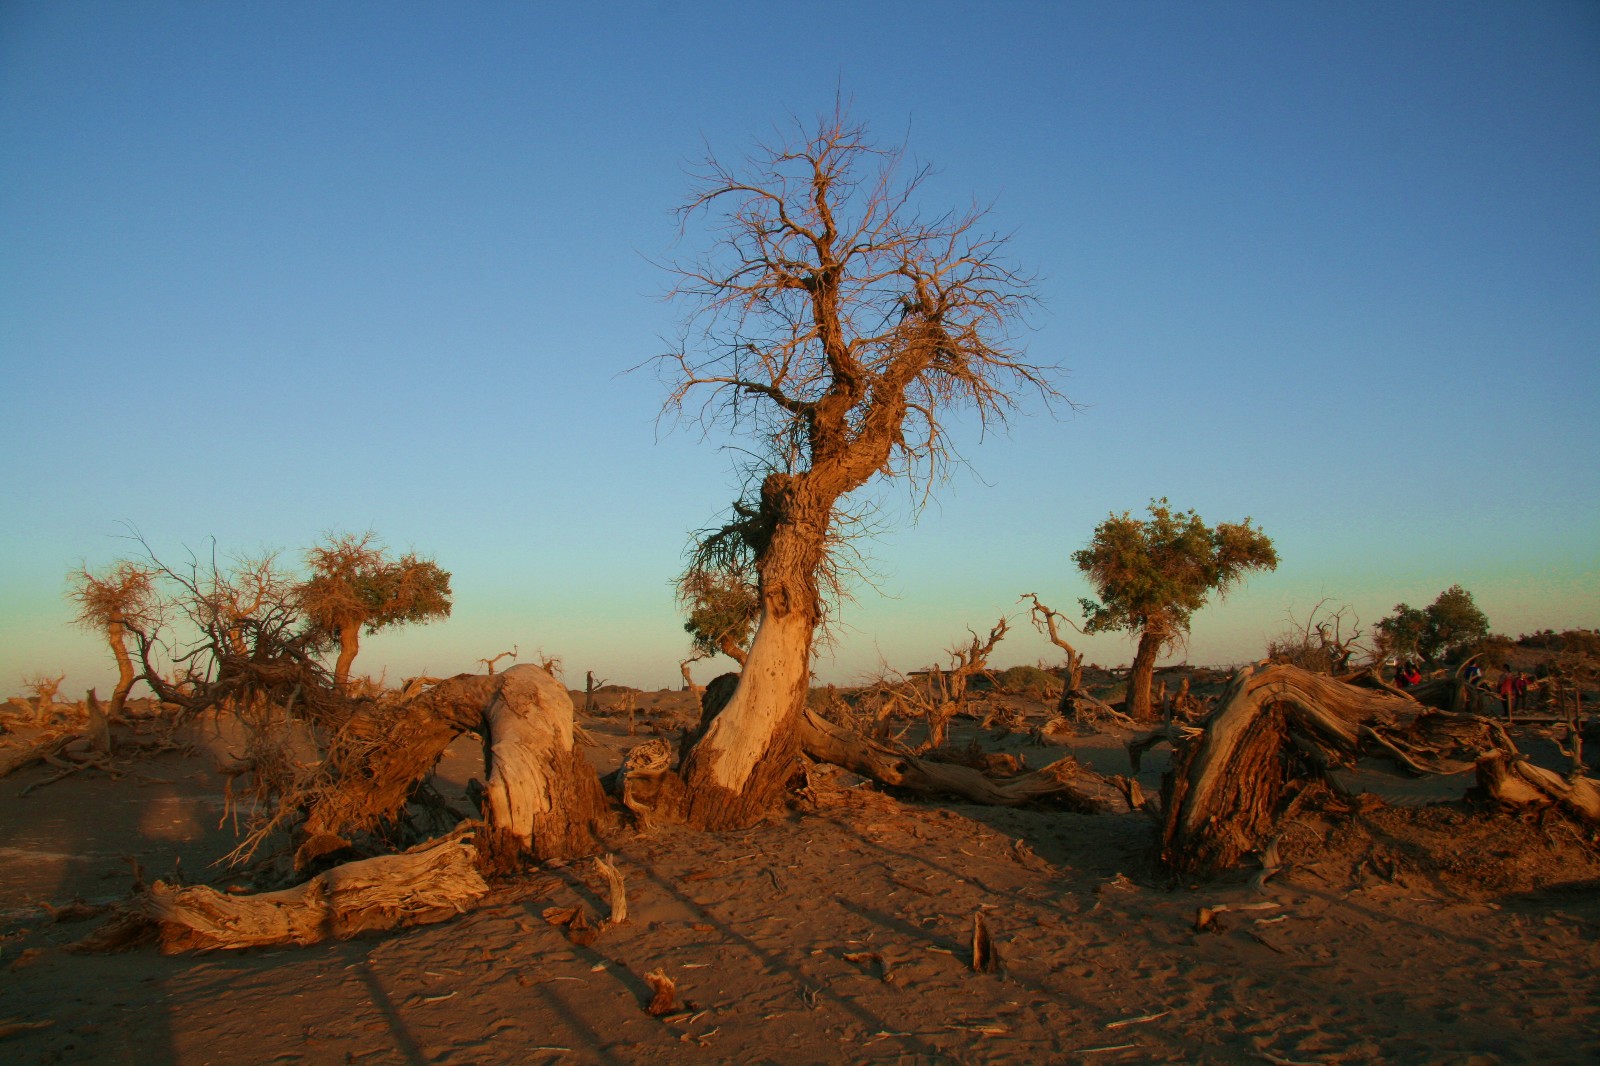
1127;628;1164;720
106;609;138;718
680;479;827;830
680;602;813;829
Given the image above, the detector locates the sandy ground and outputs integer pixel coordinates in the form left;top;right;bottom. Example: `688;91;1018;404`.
1;689;1597;1065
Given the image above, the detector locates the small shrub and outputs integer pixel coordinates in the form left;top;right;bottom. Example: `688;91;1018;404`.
995;665;1063;702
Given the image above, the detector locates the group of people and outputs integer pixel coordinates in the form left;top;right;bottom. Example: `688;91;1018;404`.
1494;664;1533;720
1394;660;1424;688
1394;659;1535;720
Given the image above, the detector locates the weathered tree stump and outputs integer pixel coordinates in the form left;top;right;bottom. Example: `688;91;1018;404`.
1160;663;1425;877
296;664;608;870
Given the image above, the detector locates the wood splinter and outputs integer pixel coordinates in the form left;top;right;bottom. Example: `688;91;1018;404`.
643;969;677;1016
594;854;627;926
970;909;996;973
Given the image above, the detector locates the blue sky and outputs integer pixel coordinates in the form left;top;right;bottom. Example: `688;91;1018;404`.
2;1;1596;693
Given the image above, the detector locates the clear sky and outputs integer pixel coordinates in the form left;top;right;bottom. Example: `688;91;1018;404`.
2;1;1596;694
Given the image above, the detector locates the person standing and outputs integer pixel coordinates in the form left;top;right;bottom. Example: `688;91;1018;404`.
1497;666;1518;721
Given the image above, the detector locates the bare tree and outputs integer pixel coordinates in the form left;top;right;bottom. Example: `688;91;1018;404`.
1020;592;1086;703
922;617;1009;749
67;561;158;717
479;646;519;675
21;672;66;718
655;106;1060;827
1267;600;1365;676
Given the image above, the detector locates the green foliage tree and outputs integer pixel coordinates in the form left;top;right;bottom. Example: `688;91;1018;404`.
297;532;453;688
1074;499;1278;719
1376;584;1489;666
678;564;759;666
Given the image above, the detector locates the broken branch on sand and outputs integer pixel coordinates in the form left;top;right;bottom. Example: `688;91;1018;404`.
797;706;1132;813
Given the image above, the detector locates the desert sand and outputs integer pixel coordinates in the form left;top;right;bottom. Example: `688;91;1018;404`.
2;680;1597;1066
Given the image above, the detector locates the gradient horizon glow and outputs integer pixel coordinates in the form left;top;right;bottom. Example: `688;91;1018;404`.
2;1;1596;693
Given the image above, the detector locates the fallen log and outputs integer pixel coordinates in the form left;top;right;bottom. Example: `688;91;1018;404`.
0;732;78;780
797;706;1131;812
74;834;488;954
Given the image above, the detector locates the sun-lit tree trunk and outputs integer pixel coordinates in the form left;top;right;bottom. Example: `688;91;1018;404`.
106;608;138;718
682;478;830;829
333;620;362;689
1127;627;1165;721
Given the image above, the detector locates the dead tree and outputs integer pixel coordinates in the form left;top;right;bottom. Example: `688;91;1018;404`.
656;106;1062;829
77;833;487;954
678;652;708;695
1266;600;1366;677
22;673;66;718
479;646;518;674
1020;593;1130;724
1161;663;1426;875
798;706;1131;812
922;618;1008;749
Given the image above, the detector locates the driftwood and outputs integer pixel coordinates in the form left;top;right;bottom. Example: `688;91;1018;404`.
75;834;487;954
1475;752;1600;824
0;732;78;779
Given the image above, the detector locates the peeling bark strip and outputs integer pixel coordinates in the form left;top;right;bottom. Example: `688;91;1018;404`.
74;836;487;954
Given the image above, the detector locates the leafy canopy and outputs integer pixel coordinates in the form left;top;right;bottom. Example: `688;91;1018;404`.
1074;499;1278;644
678;564;760;661
297;532;452;642
1376;584;1489;664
